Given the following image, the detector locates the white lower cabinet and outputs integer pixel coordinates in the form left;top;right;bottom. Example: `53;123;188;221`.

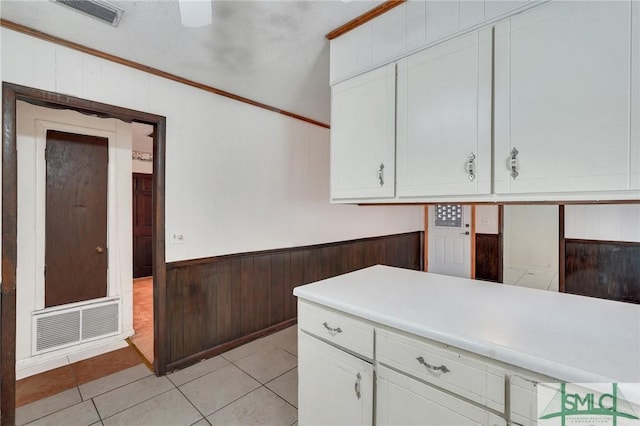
297;301;555;426
377;365;506;426
298;331;373;426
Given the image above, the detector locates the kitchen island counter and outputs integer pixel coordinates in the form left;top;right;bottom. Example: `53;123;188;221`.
294;265;640;384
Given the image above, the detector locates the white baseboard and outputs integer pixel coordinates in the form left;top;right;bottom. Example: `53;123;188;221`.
16;333;133;380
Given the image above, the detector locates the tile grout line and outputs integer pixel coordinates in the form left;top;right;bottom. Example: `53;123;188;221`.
80;367;154;402
97;387;177;423
267;385;298;411
19;393;86;426
197;383;264;420
91;398;102;423
166;358;231;388
174;384;212;423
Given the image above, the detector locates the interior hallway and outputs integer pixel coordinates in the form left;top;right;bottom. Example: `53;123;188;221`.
129;277;154;364
15;326;298;425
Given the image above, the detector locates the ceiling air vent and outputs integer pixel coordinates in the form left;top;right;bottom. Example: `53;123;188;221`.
54;0;124;27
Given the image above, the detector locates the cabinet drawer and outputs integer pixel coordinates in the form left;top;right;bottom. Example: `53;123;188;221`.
298;300;373;359
377;365;506;426
376;328;505;412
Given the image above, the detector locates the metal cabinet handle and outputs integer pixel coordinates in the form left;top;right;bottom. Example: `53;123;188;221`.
416;356;450;374
378;163;385;187
95;246;105;254
510;147;519;180
354;372;361;399
322;322;342;334
467;153;476;182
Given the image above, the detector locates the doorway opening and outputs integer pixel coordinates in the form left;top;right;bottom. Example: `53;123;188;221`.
130;123;155;365
2;82;167;424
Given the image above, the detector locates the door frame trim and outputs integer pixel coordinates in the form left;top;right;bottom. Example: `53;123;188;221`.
2;82;167;425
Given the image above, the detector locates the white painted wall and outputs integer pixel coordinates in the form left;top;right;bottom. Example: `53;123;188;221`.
1;27;423;263
503;205;559;291
132;159;152;174
564;204;640;242
132;122;153;174
15;101;134;378
474;205;499;234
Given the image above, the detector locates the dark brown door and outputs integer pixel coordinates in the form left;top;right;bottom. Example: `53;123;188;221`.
45;130;108;308
133;173;153;278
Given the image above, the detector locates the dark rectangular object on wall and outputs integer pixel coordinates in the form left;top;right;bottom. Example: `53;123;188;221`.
475;233;500;283
165;231;422;370
565;239;640;304
45;130;108;307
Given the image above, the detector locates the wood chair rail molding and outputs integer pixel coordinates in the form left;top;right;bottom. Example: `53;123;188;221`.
0;19;329;130
326;0;406;40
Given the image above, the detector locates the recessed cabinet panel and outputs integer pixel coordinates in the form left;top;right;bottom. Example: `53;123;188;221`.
331;63;396;201
459;1;485;29
494;1;638;194
397;28;492;197
406;0;427;52
330;25;373;84
371;3;407;64
377;365;506;426
426;1;460;43
298;332;373;426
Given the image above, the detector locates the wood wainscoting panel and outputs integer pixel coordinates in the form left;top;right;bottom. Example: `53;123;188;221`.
165;232;422;370
565;239;640;304
475;233;500;283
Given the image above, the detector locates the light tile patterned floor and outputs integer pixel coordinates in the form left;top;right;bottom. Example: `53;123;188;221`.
16;326;299;426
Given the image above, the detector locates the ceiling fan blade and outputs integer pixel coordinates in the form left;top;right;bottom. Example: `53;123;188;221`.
178;0;212;27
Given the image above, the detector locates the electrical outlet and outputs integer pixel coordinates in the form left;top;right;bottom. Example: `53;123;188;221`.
170;233;185;244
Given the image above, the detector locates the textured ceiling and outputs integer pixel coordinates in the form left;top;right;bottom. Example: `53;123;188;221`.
1;0;385;125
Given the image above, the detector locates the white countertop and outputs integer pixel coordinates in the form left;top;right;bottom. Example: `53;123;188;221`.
293;265;640;383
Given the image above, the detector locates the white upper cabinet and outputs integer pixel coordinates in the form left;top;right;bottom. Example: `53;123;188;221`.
330;0;539;85
330;63;396;201
494;0;640;194
329;0;639;202
371;4;407;64
330;24;373;85
397;28;492;197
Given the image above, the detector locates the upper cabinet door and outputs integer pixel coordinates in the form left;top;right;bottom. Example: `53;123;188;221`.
494;1;640;194
331;63;396;201
397;28;492;198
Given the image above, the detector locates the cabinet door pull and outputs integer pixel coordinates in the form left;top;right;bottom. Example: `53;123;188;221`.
467;153;476;181
322;322;342;334
354;372;362;399
378;163;385;187
416;356;450;374
509;147;519;180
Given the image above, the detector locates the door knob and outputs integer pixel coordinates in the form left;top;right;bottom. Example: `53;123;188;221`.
95;246;105;254
460;231;470;236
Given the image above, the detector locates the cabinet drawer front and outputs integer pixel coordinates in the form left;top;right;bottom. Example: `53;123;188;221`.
298;300;374;359
377;365;506;426
377;328;505;411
